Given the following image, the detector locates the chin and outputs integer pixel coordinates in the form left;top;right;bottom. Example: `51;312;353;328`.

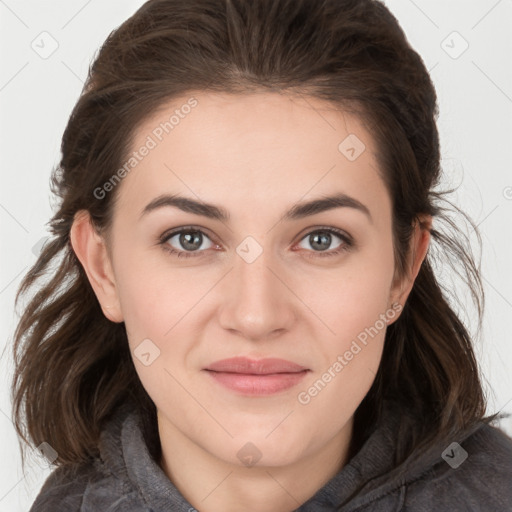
211;435;308;469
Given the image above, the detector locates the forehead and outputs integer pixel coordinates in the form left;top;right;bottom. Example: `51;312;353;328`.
136;90;371;150
114;91;389;223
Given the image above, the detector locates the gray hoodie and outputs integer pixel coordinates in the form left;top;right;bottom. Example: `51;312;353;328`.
28;399;512;511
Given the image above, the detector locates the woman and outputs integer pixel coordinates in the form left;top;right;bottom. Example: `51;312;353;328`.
11;0;512;510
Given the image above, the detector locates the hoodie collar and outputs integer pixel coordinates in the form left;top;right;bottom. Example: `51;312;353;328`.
98;399;484;512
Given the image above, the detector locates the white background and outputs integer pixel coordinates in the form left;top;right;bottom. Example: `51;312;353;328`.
0;0;511;510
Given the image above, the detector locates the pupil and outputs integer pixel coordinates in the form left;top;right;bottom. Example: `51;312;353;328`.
311;232;330;251
181;231;202;251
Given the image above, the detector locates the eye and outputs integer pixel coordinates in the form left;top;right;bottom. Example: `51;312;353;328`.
159;227;216;258
295;227;353;258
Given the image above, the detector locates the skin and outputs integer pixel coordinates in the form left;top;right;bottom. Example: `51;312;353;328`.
70;91;431;512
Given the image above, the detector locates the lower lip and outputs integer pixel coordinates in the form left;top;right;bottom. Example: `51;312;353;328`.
205;370;309;396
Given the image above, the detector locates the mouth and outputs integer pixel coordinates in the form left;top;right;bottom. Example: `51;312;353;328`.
204;356;309;374
203;357;310;395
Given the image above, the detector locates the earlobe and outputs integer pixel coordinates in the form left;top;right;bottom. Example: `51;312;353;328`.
69;210;124;323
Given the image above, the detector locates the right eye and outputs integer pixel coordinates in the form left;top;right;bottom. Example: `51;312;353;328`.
160;227;216;258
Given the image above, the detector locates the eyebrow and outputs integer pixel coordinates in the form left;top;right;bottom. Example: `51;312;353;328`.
140;193;372;223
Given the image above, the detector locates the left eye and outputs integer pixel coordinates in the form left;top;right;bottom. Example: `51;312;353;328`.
159;227;352;259
296;229;350;256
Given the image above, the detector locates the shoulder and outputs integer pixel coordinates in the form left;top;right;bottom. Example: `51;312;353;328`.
29;401;154;511
28;458;146;512
405;423;512;511
28;462;94;512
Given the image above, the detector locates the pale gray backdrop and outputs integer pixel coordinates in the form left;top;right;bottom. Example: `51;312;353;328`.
1;1;511;510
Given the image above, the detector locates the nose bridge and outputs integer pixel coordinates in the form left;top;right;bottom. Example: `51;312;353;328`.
237;237;276;298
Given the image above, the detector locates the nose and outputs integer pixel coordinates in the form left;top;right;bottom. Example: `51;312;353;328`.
217;239;296;341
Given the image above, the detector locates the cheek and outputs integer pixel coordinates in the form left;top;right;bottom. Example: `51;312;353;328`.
112;248;177;344
113;257;193;405
310;275;391;399
295;272;393;433
299;236;395;396
302;245;395;343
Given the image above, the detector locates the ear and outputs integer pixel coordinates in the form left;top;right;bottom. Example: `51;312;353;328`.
69;210;123;323
388;214;432;321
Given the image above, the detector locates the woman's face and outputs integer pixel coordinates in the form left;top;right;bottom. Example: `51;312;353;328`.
77;91;422;468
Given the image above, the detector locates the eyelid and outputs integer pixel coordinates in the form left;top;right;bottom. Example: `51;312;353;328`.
295;225;353;244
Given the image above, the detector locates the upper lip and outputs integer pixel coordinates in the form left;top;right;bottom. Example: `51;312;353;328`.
204;357;309;374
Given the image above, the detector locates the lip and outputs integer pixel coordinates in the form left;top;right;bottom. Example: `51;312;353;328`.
203;357;310;396
204;357;308;374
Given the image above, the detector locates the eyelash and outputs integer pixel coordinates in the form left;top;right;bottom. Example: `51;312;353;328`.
158;225;354;259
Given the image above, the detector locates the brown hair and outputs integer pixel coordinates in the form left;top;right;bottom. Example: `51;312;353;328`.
10;0;504;493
